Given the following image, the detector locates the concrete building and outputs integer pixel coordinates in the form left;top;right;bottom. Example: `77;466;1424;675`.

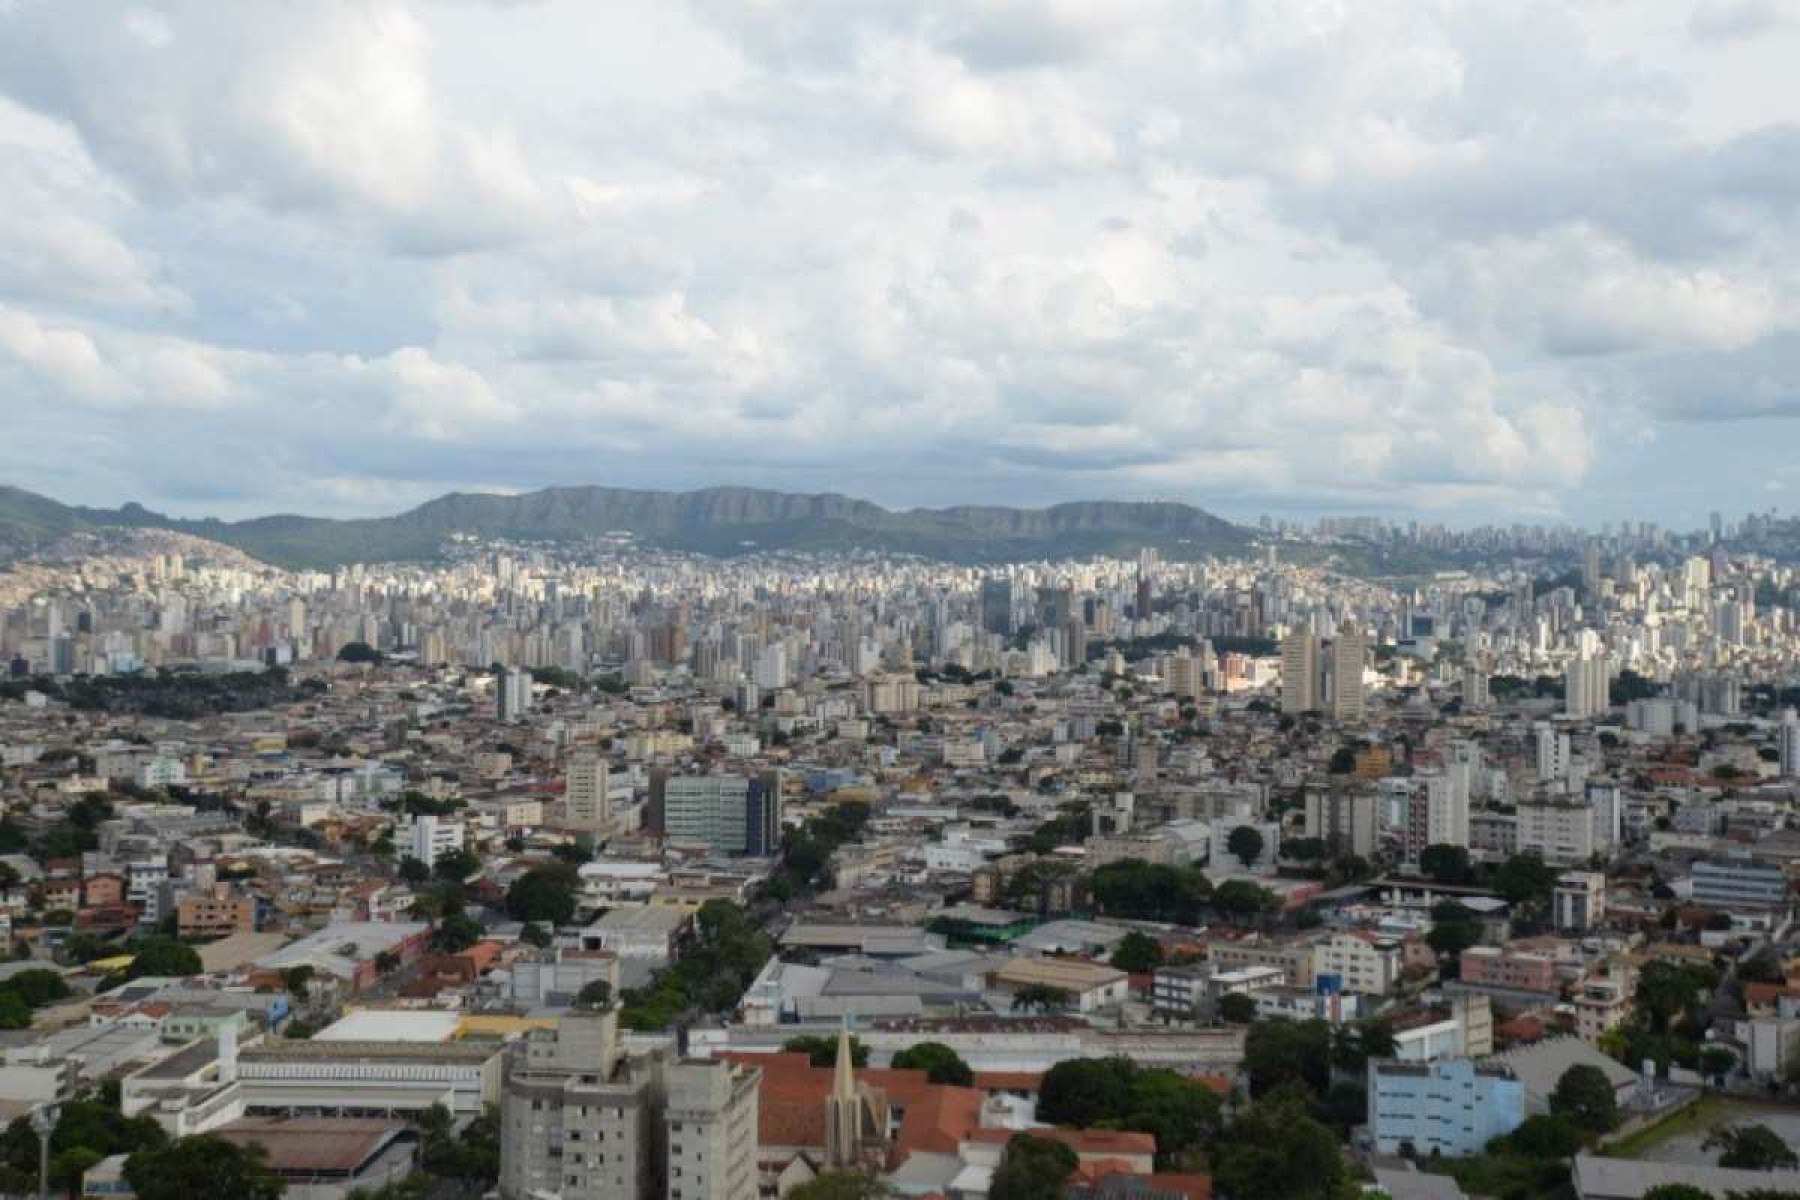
565;753;613;838
1280;630;1319;714
1554;873;1607;931
1692;854;1789;912
499;1006;665;1200
1304;789;1379;860
665;1058;761;1200
652;771;783;857
401;814;465;872
1368;1059;1524;1157
1329;631;1367;721
177;883;257;939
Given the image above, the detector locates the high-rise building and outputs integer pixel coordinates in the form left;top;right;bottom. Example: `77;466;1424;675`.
498;668;532;722
1329;631;1367;721
403;813;465;871
1036;585;1073;631
565;753;612;838
1535;723;1570;783
979;578;1014;636
1462;666;1490;711
653;771;782;856
499;1006;760;1200
1280;630;1319;714
1564;653;1609;720
1304;789;1378;859
1781;710;1800;777
664;1059;761;1200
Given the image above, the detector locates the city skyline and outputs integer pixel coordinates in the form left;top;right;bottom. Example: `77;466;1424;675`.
1;3;1798;527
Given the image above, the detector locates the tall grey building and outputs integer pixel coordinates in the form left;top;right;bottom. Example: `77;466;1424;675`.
499;1007;761;1200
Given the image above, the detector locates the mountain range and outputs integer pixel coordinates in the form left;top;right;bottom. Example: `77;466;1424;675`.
0;484;1251;570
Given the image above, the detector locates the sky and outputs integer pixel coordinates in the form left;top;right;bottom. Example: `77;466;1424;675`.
0;1;1798;531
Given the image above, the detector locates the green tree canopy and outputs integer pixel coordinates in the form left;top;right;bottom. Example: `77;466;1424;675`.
1109;931;1164;974
505;864;580;925
1211;1089;1347;1200
1704;1123;1800;1171
890;1042;973;1087
1419;843;1474;884
1226;824;1266;870
1549;1064;1618;1135
990;1134;1077;1200
124;937;202;981
124;1136;284;1200
783;1035;868;1068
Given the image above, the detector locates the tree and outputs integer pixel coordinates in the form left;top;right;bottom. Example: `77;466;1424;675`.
0;968;69;1009
1110;931;1163;974
990;1134;1077;1200
1213;879;1277;922
1640;1187;1712;1200
890;1042;974;1087
430;914;483;954
1700;1045;1738;1084
1550;1064;1618;1135
418;1103;500;1194
505;865;579;925
1419;844;1474;885
1635;960;1716;1034
124;1136;285;1200
519;921;552;949
1226;824;1266;870
1243;1020;1332;1099
1705;1124;1800;1171
1490;851;1558;909
1218;992;1258;1024
125;937;202;980
281;965;314;1001
783;1035;868;1068
433;848;480;883
1009;984;1071;1013
373;950;400;975
336;642;384;665
1124;1068;1222;1166
1427;901;1483;962
1503;1114;1587;1158
1211;1090;1347;1200
575;981;612;1009
787;1173;891;1200
397;856;430;886
1038;1058;1139;1129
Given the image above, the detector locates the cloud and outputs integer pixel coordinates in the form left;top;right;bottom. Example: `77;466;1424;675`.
0;0;1793;526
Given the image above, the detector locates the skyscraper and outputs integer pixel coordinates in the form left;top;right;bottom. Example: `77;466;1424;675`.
1564;653;1609;720
1329;631;1367;721
497;667;532;722
979;577;1013;636
1280;629;1319;714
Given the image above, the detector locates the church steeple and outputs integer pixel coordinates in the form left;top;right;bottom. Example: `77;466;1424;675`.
824;1019;863;1169
831;1020;855;1101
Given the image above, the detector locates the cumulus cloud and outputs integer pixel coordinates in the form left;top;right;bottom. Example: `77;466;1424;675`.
0;0;1794;523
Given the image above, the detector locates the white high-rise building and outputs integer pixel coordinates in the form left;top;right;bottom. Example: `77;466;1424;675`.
1535;723;1570;784
404;813;465;871
498;668;532;722
1462;666;1490;711
1564;653;1610;720
754;643;788;690
1781;710;1800;778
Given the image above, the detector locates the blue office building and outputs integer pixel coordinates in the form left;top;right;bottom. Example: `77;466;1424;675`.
1368;1058;1525;1157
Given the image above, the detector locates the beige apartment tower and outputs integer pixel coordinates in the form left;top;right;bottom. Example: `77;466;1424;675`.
1280;630;1319;714
1330;631;1368;721
565;752;612;838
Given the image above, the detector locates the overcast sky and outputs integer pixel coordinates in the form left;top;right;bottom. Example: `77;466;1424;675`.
0;1;1797;529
